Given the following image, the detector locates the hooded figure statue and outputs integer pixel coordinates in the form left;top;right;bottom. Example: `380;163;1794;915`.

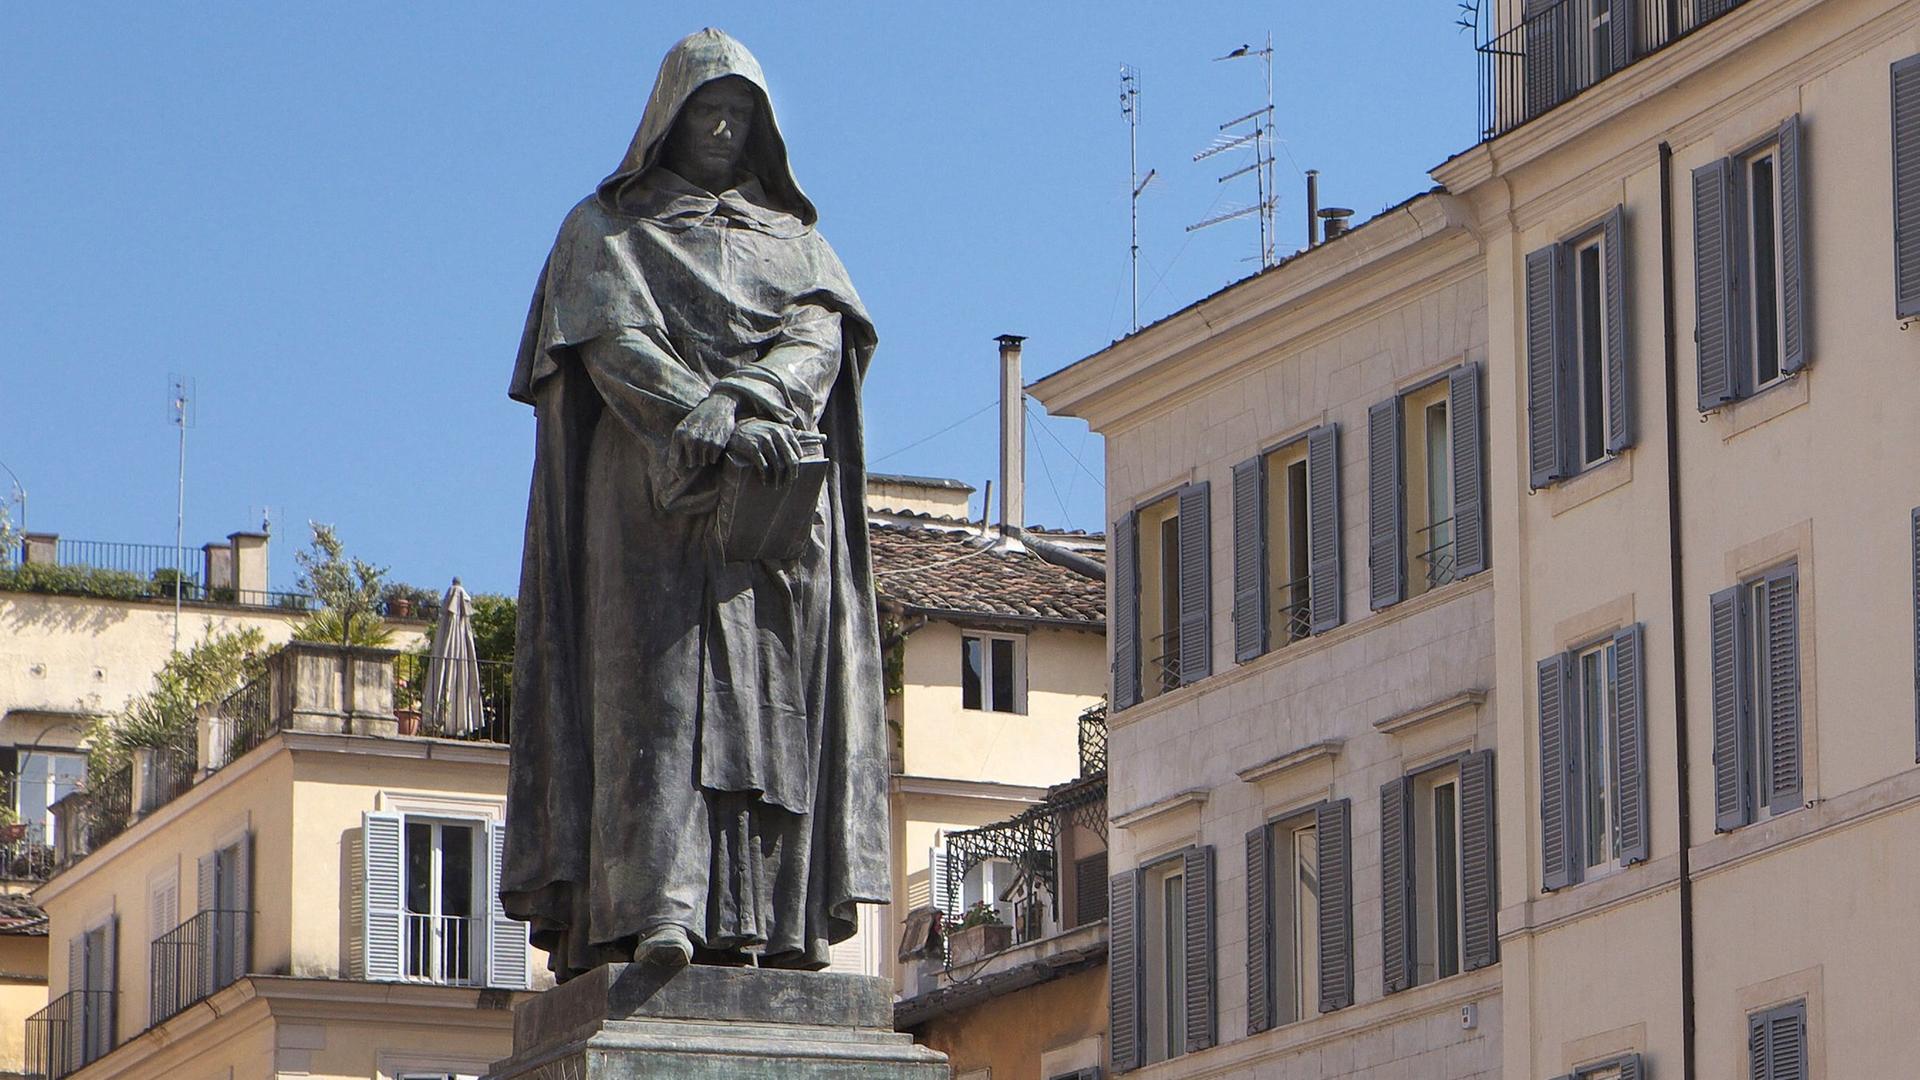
502;28;888;977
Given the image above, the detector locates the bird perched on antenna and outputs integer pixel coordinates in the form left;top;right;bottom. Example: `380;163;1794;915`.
1215;44;1251;60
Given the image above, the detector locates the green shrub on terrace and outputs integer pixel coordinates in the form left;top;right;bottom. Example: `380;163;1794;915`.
0;562;155;600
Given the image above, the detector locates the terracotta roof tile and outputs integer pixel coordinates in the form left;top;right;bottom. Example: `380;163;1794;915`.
870;522;1105;625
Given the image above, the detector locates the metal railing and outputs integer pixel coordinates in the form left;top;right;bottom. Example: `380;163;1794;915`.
1478;0;1750;140
25;989;115;1080
1416;517;1458;591
392;653;514;744
1274;573;1312;644
943;771;1109;954
404;912;476;985
0;536;312;610
1077;704;1107;778
1147;630;1181;694
0;822;57;883
81;765;133;851
150;908;251;1025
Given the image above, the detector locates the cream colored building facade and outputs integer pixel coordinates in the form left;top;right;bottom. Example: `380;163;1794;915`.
27;643;540;1080
1034;0;1920;1077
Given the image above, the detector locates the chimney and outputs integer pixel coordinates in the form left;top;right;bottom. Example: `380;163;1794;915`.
1319;207;1355;239
1306;169;1320;248
996;335;1026;540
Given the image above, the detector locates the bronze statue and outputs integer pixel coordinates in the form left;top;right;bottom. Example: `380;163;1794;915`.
502;28;887;978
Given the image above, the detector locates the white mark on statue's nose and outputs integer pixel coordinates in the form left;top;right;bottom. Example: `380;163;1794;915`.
711;118;731;138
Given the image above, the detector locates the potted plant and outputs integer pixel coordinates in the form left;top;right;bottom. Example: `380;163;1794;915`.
947;901;1012;965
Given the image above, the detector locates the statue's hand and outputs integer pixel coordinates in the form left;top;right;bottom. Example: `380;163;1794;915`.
728;419;803;484
671;393;739;472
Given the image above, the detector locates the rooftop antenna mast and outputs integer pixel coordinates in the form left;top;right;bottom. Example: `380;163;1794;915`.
168;374;196;652
1120;64;1157;332
1188;34;1278;268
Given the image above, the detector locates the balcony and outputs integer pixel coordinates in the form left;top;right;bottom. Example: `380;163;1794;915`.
149;908;251;1025
404;913;477;986
1477;0;1751;140
1;534;310;612
25;990;115;1080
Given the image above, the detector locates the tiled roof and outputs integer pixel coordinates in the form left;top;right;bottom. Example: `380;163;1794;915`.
0;892;47;935
870;522;1105;625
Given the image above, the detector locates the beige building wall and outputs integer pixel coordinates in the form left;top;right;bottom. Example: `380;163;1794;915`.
1430;0;1920;1074
1033;197;1503;1077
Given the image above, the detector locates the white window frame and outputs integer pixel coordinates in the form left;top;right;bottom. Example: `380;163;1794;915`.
1141;858;1187;1063
1262;438;1313;647
1739;574;1792;825
16;748;86;847
959;631;1027;715
1574;637;1622;877
1570;231;1614;470
1266;813;1319;1025
402;816;483;986
1402;378;1456;597
1738;139;1790;396
1411;762;1466;985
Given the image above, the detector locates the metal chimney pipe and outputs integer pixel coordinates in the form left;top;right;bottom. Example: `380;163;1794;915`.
1319;207;1355;239
996;334;1027;539
1306;169;1320;248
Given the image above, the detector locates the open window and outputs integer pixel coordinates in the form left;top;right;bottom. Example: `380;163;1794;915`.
1692;116;1807;411
960;632;1026;714
1112;483;1211;709
1231;425;1341;662
1369;365;1486;610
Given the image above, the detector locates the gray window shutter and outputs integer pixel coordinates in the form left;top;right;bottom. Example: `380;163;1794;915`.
1244;826;1272;1035
1693;157;1740;410
1181;846;1216;1052
1750;1001;1808;1080
1608;0;1636;74
1315;798;1353;1012
1711;586;1752;831
929;847;960;926
1764;565;1803;815
1111;513;1141;710
1368;397;1405;609
1539;653;1576;890
1379;776;1415;994
1307;424;1342;634
101;916;118;1050
67;932;82;997
487;820;530;989
1177;482;1212;683
1615;1052;1645;1080
1522;0;1564;122
1604;205;1634;453
1894;57;1920;318
1526;243;1568;488
1108;870;1142;1073
361;811;405;981
1231;457;1267;663
1777;114;1808;375
1613;625;1650;864
226;833;253;986
66;933;84;1067
1460;749;1499;971
197;850;217;913
1450;363;1487;578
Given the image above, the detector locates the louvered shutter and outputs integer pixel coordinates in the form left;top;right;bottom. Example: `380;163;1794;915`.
1177;483;1212;683
1244;826;1272;1034
1608;0;1636;74
1693;157;1740;410
1711;586;1752;831
1539;653;1576;890
1450;363;1487;578
1460;749;1499;971
1231;457;1267;662
1368;397;1405;609
1613;625;1650;864
929;847;960;927
487;820;530;989
1604;205;1634;453
226;833;253;986
196;849;218;995
197;850;217;913
1379;776;1415;994
361;811;405;981
1314;798;1353;1013
1777;114;1808;375
1521;0;1564;122
1749;1008;1768;1078
1894;57;1920;318
1913;508;1920;759
1111;513;1141;710
1108;870;1142;1073
67;933;82;997
1615;1052;1645;1080
66;934;84;1068
1764;565;1803;815
100;916;118;1052
1074;852;1108;927
1181;846;1216;1052
1306;424;1342;633
1526;243;1568;488
1750;1001;1808;1080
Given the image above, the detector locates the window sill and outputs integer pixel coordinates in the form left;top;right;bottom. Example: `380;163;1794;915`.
1716;372;1808;441
1544;451;1633;518
1500;851;1682;936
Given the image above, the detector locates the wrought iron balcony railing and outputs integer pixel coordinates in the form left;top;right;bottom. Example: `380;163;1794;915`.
150;908;251;1025
25;989;115;1080
1477;0;1751;141
404;912;477;985
1076;704;1107;778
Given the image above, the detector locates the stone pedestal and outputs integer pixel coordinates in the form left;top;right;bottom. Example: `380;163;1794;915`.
486;963;949;1079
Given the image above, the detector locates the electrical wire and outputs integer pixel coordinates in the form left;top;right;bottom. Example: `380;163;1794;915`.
868;400;996;466
1025;409;1072;529
1023;402;1103;487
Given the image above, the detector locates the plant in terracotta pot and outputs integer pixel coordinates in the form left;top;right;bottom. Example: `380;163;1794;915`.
948;900;1013;965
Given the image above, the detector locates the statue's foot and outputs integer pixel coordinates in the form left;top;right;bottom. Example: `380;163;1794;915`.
635;924;693;968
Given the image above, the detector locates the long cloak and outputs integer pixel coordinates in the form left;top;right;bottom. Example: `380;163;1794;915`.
501;28;888;977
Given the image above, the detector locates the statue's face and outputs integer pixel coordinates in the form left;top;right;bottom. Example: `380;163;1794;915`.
663;77;757;191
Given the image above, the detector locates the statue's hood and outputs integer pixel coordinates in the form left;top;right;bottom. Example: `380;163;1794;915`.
595;28;816;226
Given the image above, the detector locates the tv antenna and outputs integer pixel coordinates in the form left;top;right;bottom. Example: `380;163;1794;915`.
1120;64;1158;332
1187;34;1278;269
168;374;196;651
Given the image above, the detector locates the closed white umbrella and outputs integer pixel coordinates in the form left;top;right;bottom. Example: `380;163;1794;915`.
423;578;484;736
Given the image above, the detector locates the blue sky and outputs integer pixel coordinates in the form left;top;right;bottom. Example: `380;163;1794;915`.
0;4;1476;596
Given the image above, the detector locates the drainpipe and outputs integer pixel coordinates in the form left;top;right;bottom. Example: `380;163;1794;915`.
1659;139;1699;1080
996;335;1027;542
